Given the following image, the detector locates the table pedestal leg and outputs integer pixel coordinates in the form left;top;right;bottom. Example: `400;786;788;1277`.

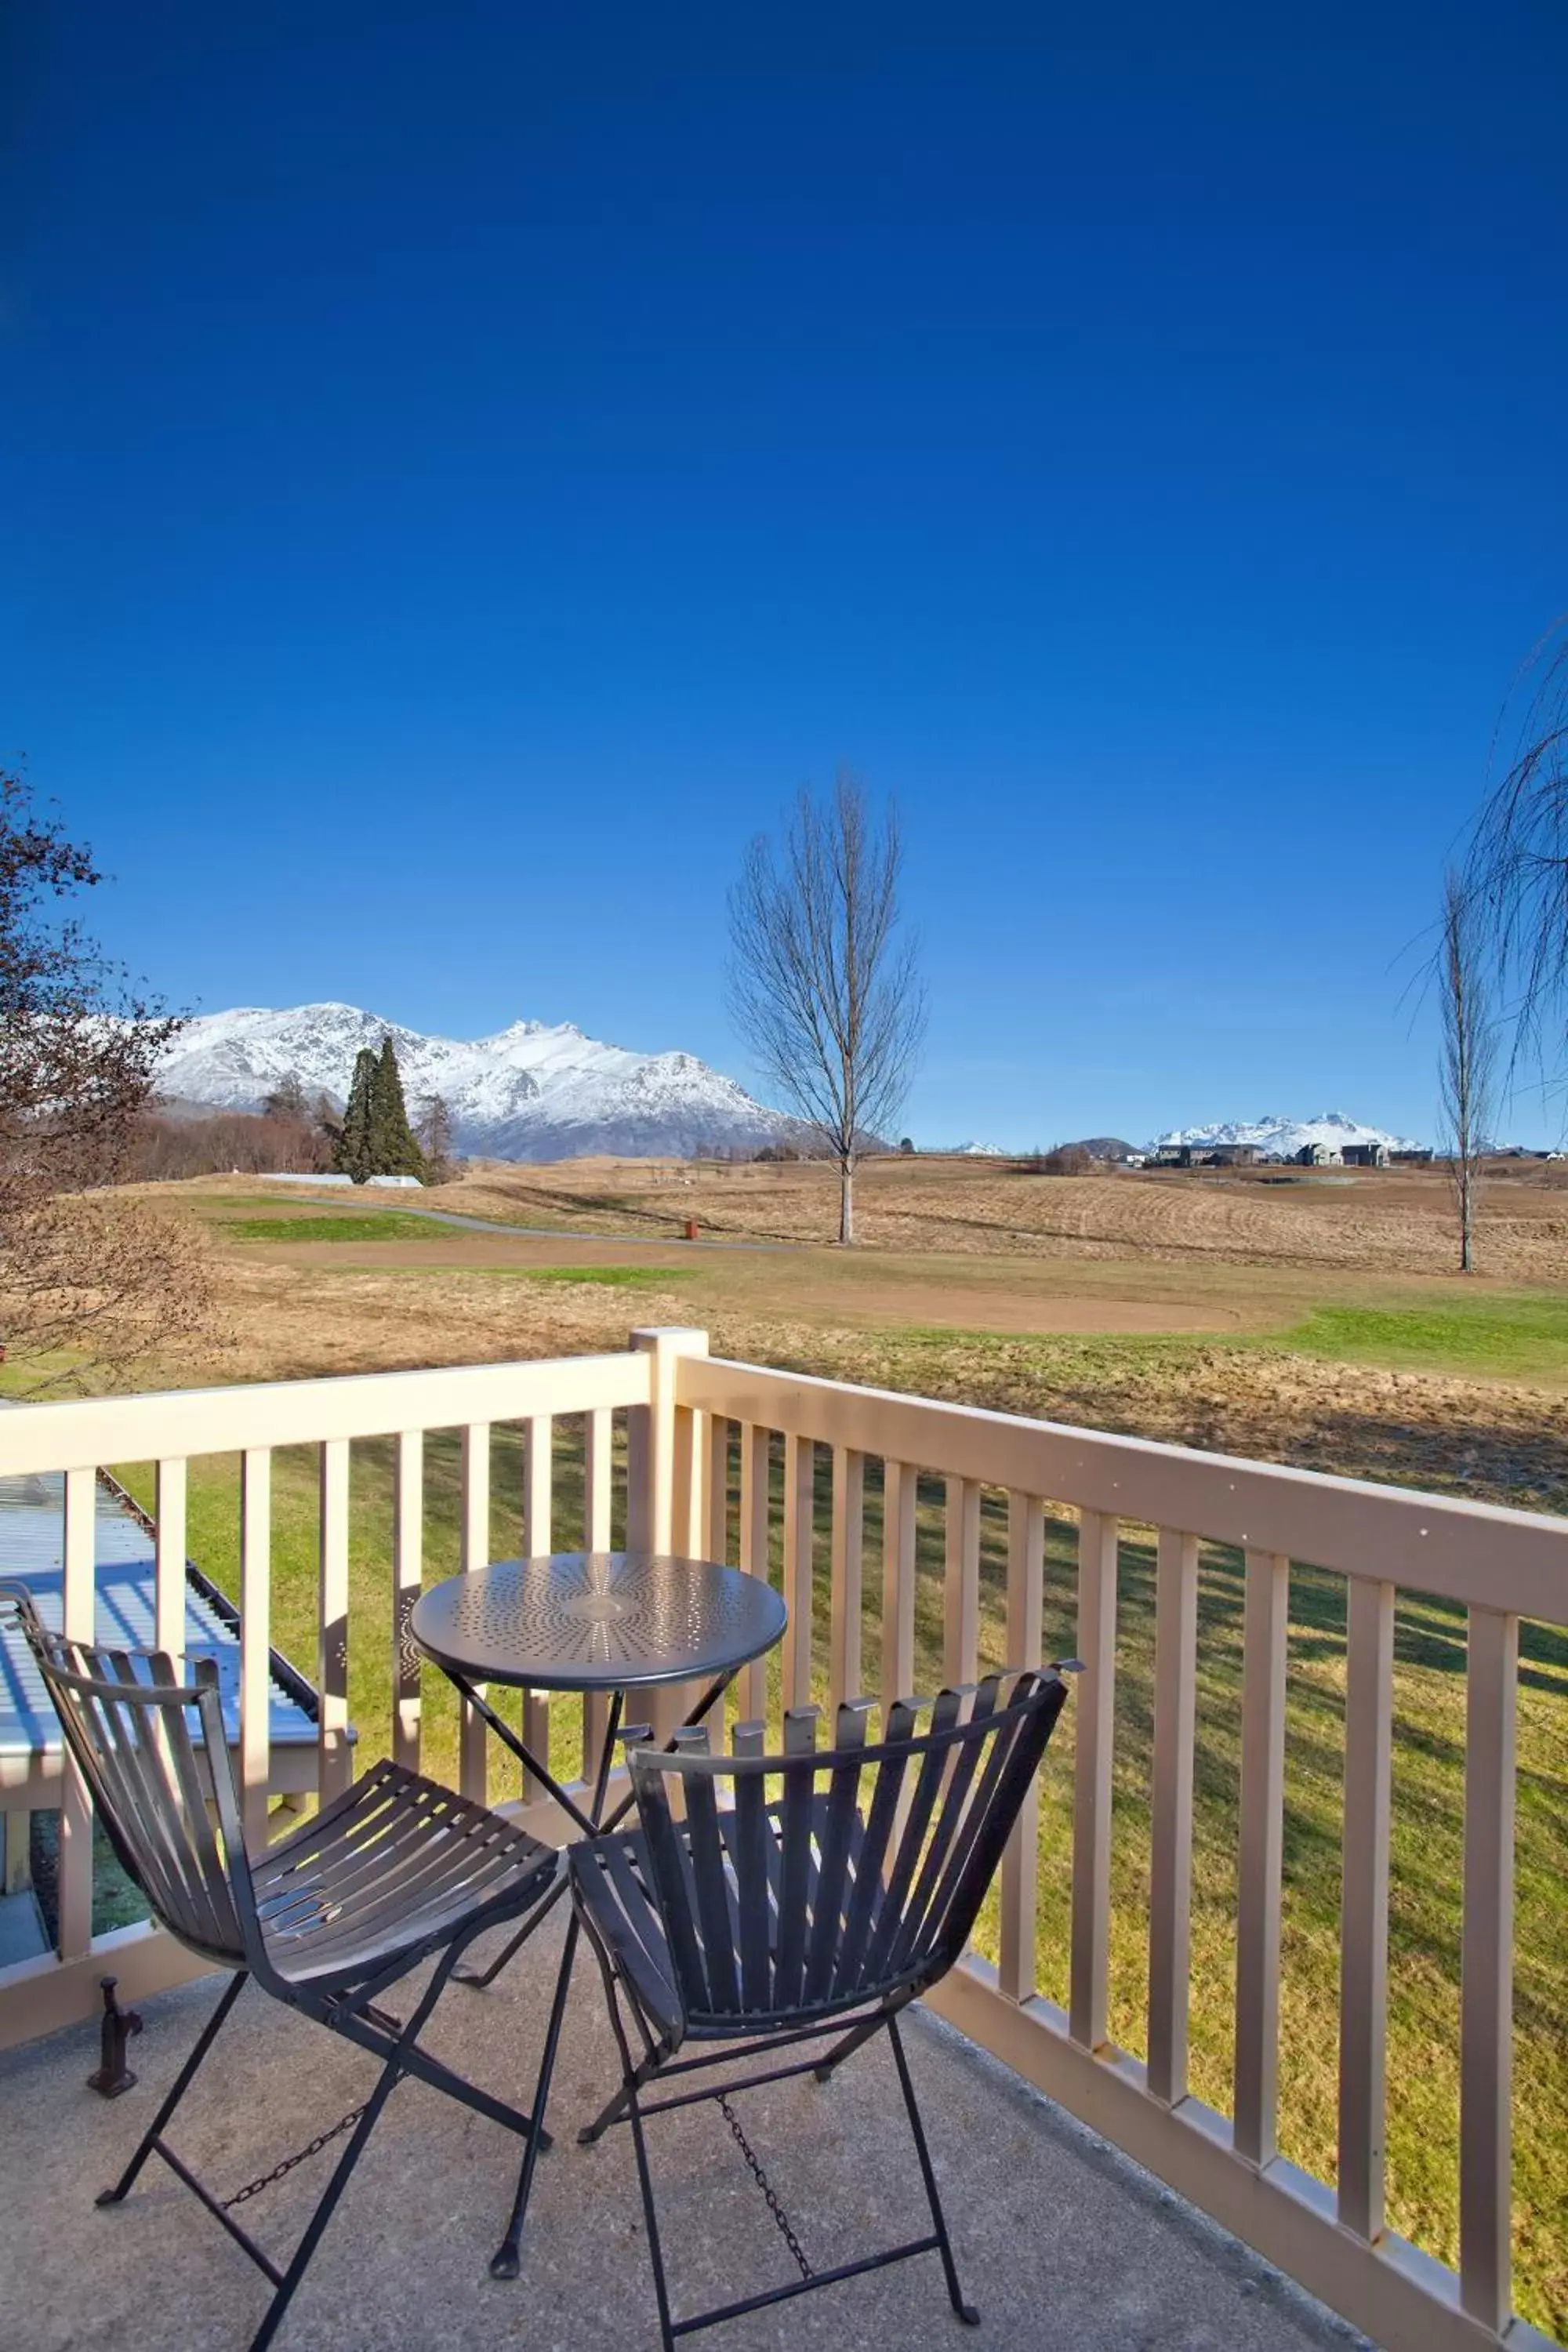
479;1671;739;2281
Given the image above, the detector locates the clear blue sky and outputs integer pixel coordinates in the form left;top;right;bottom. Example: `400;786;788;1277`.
5;2;1566;1146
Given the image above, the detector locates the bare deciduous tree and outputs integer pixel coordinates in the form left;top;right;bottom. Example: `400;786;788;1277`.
728;775;925;1243
416;1093;456;1184
0;770;215;1386
1438;869;1496;1274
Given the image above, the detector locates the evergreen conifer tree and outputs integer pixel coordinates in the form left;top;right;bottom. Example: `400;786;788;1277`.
368;1035;426;1178
334;1048;378;1183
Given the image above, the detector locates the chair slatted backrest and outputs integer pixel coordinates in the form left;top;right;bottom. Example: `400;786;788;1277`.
628;1667;1069;2034
3;1582;246;1966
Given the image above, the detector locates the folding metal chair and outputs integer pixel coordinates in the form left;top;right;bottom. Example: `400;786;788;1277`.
570;1666;1070;2347
5;1582;558;2352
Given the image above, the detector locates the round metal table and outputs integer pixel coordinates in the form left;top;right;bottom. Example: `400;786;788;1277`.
412;1548;786;1700
410;1550;787;2280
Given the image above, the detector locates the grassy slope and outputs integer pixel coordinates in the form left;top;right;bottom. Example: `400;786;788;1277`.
104;1428;1568;2336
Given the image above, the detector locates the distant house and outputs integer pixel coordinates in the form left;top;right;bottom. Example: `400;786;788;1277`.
1152;1143;1195;1167
1341;1142;1389;1168
1389;1147;1434;1167
1295;1142;1342;1167
1205;1143;1260;1167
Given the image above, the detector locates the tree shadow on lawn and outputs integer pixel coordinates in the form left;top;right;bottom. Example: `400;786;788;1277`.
1194;1544;1567;1699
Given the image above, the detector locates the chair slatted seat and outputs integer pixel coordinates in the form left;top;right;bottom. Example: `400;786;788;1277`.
570;1665;1071;2350
2;1581;557;2352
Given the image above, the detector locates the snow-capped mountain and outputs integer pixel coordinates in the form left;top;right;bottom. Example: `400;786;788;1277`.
1149;1110;1424;1159
154;1004;802;1162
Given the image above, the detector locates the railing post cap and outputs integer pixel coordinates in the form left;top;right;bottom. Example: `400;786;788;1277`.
630;1327;710;1359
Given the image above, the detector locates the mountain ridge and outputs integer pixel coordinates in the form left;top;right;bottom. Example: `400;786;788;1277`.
1149;1109;1425;1156
154;1002;801;1163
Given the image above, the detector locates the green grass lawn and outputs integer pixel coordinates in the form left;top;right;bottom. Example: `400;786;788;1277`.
102;1427;1567;2336
215;1213;448;1243
1279;1294;1568;1385
506;1265;667;1287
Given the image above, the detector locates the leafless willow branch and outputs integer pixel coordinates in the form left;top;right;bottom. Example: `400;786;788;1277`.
1462;616;1568;1091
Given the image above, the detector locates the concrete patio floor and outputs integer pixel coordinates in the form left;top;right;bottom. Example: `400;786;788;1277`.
0;1904;1374;2352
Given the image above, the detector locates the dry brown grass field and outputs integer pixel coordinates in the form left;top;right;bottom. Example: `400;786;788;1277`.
115;1152;1568;1511
434;1149;1568;1280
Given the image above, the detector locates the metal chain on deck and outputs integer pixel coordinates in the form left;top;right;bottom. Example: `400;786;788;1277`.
715;2093;812;2281
220;2107;366;2211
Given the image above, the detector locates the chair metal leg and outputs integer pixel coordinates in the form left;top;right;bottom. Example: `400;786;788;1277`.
887;2011;979;2325
488;1908;582;2279
587;1941;677;2352
245;1946;462;2352
811;2002;891;2085
96;1970;249;2207
454;1866;564;1990
626;2078;678;2352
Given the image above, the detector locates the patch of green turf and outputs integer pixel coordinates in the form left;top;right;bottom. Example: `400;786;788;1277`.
517;1265;667;1287
1280;1296;1568;1383
217;1213;445;1243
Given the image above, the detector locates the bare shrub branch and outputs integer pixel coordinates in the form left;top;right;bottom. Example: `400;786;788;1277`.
0;768;216;1385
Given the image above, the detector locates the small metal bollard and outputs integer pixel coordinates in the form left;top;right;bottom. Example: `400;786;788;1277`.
87;1976;143;2099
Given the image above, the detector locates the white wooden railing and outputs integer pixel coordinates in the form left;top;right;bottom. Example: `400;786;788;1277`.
0;1326;1562;2352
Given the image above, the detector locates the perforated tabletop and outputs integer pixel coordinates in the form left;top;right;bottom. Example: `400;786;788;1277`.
410;1552;787;1693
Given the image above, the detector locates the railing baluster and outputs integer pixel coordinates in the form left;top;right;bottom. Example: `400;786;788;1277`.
782;1432;815;1714
1069;1508;1118;2052
739;1422;771;1722
672;1404;702;1555
706;1415;731;1561
240;1449;272;1851
318;1438;352;1807
393;1430;423;1774
624;1397;652;1550
704;1415;733;1754
1148;1527;1199;2104
999;1491;1046;2002
1338;1575;1394;2239
522;1416;553;1795
880;1460;916;1712
57;1466;96;1962
943;1475;981;1686
459;1423;490;1802
657;1397;705;1751
582;1408;614;1779
827;1446;865;1717
1235;1547;1289;2165
1459;1604;1519;2332
154;1457;187;1665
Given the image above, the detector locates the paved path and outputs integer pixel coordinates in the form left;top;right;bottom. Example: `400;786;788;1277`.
285;1196;808;1256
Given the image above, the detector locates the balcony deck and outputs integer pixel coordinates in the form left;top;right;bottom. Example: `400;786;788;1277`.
2;1332;1562;2350
0;1901;1365;2352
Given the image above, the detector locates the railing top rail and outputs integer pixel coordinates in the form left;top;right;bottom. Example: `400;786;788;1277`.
0;1350;653;1475
679;1354;1568;1620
